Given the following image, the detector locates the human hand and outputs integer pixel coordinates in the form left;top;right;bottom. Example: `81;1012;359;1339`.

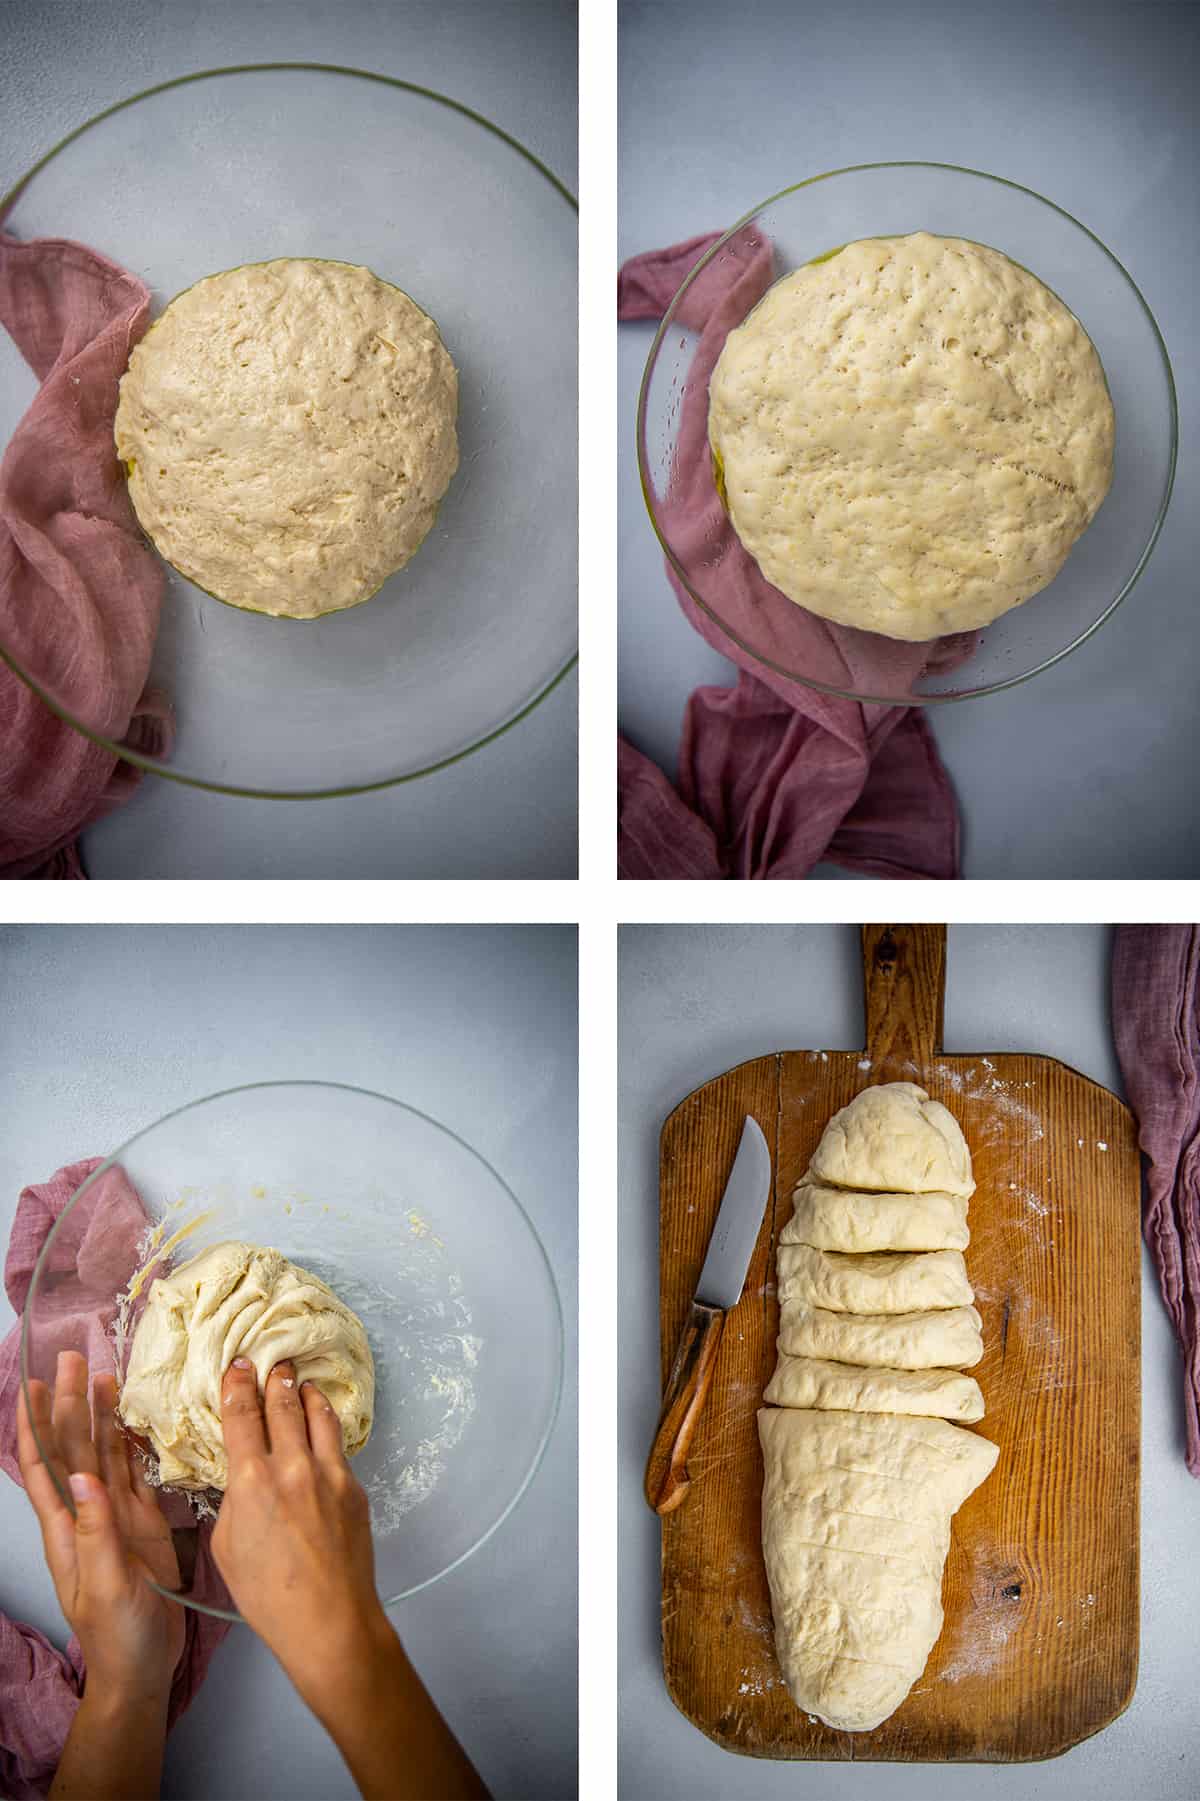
18;1350;186;1701
211;1359;387;1704
213;1359;487;1800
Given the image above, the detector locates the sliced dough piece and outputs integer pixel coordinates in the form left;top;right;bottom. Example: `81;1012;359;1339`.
778;1301;983;1369
764;1353;985;1422
782;1180;970;1253
808;1082;974;1199
758;1407;998;1730
777;1243;973;1315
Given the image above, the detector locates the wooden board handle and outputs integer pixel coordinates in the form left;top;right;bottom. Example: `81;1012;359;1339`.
861;925;947;1067
644;1301;727;1515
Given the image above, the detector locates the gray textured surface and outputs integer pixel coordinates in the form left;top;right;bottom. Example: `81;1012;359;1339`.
618;925;1200;1799
619;0;1198;878
0;0;577;879
0;925;578;1801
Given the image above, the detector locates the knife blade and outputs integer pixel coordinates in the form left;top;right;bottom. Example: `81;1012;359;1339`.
694;1115;772;1309
644;1115;772;1515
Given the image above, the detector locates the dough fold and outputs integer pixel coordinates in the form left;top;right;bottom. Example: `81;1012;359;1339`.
119;1240;375;1490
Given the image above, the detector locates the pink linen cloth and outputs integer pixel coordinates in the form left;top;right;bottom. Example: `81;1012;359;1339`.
0;229;172;879
0;1160;231;1799
1112;927;1200;1478
618;231;968;879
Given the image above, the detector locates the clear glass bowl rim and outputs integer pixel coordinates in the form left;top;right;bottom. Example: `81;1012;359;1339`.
19;1077;566;1621
635;159;1178;706
0;62;579;799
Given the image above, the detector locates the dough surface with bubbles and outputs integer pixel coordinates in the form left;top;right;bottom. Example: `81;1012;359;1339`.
115;257;458;619
708;231;1114;641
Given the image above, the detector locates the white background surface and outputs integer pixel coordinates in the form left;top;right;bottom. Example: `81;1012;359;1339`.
619;0;1199;879
0;0;577;879
618;925;1199;1799
0;924;578;1800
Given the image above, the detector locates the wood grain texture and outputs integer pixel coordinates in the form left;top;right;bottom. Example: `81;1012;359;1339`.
656;927;1140;1763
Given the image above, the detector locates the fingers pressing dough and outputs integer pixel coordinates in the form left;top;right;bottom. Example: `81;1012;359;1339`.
119;1240;375;1490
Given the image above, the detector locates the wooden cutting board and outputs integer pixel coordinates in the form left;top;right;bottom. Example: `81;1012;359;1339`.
655;925;1141;1763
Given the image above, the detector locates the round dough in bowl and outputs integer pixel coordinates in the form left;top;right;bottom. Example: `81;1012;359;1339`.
119;1240;375;1490
114;257;458;619
707;231;1114;641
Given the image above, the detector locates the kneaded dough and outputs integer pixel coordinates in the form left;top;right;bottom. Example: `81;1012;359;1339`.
764;1353;985;1422
758;1407;998;1730
708;231;1114;641
776;1242;973;1314
115;257;459;619
778;1300;983;1369
808;1082;974;1198
119;1240;375;1490
782;1181;970;1252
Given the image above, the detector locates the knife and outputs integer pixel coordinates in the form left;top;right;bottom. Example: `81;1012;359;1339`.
644;1115;772;1516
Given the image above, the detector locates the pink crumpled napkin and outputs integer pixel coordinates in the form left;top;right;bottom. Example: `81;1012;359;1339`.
1112;927;1200;1478
0;230;172;879
0;1160;231;1799
618;230;969;879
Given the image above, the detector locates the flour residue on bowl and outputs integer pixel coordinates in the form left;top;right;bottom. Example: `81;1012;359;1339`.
308;1206;480;1535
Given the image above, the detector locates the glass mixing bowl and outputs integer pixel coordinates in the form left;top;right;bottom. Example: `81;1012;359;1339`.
637;162;1177;704
0;65;577;796
20;1081;563;1621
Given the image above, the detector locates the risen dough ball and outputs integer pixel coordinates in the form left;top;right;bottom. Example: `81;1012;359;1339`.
119;1240;375;1490
115;257;459;619
708;232;1114;641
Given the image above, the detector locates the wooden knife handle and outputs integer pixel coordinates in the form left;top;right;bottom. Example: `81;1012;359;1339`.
644;1300;727;1515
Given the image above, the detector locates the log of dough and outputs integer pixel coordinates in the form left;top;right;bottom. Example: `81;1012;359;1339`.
758;1407;998;1730
782;1181;970;1253
776;1242;973;1315
764;1353;985;1422
808;1082;974;1198
119;1239;375;1490
778;1301;983;1369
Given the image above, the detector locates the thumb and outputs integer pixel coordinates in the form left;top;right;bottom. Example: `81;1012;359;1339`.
68;1472;132;1596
